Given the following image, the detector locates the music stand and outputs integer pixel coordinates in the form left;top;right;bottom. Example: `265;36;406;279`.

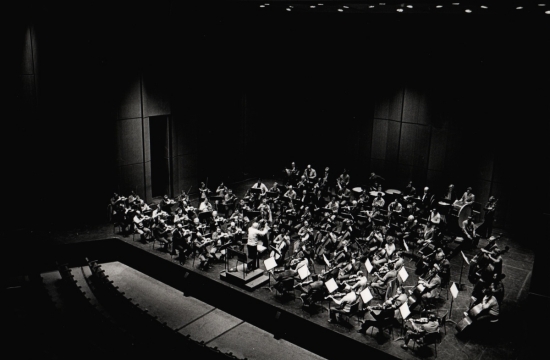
398;302;412;337
228;248;248;280
322;254;331;272
360;287;374;306
199;211;213;224
446;282;460;325
298;266;310;280
218;242;233;272
250;188;262;196
266;191;278;199
262;257;278;291
398;267;409;283
365;259;374;274
457;251;470;291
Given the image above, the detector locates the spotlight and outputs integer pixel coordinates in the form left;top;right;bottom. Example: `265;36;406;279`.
407;5;413;8
318;3;324;5
310;5;316;8
516;6;523;9
397;8;403;12
452;2;459;5
369;5;375;8
286;8;291;11
481;5;488;9
338;8;343;12
465;9;472;13
343;5;349;8
546;10;550;14
259;5;265;8
436;5;443;8
538;3;546;6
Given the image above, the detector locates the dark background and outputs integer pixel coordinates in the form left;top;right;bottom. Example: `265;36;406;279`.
4;0;549;294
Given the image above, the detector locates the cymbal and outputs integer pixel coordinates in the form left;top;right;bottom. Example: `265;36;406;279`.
385;189;402;195
352;187;363;193
369;191;384;197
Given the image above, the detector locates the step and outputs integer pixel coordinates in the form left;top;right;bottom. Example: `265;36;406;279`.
244;275;271;291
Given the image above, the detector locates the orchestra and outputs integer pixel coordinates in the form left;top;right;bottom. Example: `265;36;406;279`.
109;162;508;344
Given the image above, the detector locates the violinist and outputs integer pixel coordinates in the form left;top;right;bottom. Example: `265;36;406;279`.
304;164;317;184
296;175;308;191
194;230;214;270
357;301;396;334
284;185;297;201
252;178;268;198
410;265;442;311
428;208;441;227
272;263;298;293
370;262;397;295
159;194;176;213
387;197;403;225
133;210;152;242
199;198;213;213
298;274;327;307
372;192;385;209
400;313;439;350
325;196;339;214
337;186;352;206
338;169;350;188
327;287;357;324
298;189;310;207
198;182;211;201
154;220;173;252
321;167;332;194
216;182;228;196
177;190;190;209
402;215;420;245
284;162;300;185
442;183;457;203
172;223;192;259
173;207;189;225
459;288;499;333
211;226;230;260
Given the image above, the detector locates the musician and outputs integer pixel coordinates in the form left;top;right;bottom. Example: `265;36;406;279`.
199;198;213;213
223;189;238;215
417;222;436;246
268;183;281;206
177;190;190;209
312;189;326;210
154;220;173;252
284;162;300;185
372;192;385;209
252;178;268;198
327;287;357;324
476;196;497;238
462;216;480;248
402;215;420;245
420;187;431;214
296;175;308;191
356;302;395;334
304;164;317;184
404;181;417;197
298;189;310;207
133;210;152;242
271;227;289;266
490;273;505;305
370;262;397;295
321;167;332;194
326;196;339;214
198;182;211;201
369;172;385;185
339;169;350;187
173;207;190;225
416;265;442;309
458;187;475;205
442;184;457;203
284;185;297;200
159;194;176;213
194;231;214;270
216;182;228;196
172;225;192;258
404;198;418;218
247;221;270;271
468;288;500;324
400;313;439;350
273;263;298;293
387;198;403;225
298;274;327;307
337;186;352;206
428;208;441;227
138;199;151;214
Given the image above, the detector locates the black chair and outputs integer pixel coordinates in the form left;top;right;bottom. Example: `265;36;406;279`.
368;316;394;340
338;298;361;331
437;309;449;335
275;278;296;301
413;329;441;358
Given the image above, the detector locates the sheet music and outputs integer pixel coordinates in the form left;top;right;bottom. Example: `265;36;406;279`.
461;251;470;265
450;282;459;299
399;302;411;320
360;287;373;304
322;254;331;267
398;267;409;283
417;284;426;292
264;257;277;271
257;245;266;253
325;278;338;293
298;266;310;280
365;259;374;273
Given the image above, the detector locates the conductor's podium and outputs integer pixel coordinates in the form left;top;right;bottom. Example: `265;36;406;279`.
220;264;270;291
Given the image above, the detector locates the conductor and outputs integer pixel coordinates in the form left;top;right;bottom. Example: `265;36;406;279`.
247;220;270;271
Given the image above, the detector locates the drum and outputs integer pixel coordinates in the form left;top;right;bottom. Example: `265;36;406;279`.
385;189;402;195
468;303;484;318
352;187;363;194
457;203;472;229
455;315;473;333
370;191;384;197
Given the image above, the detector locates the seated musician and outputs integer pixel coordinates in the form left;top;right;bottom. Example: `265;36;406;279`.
428;208;441;227
312;189;326;210
490;273;505;305
442;183;457;203
172;223;192;259
304;164;317;184
272;263;298;293
268;182;281;205
461;288;499;331
387;198;403;225
177;190;190;208
370;262;398;295
404;181;417;197
389;250;405;272
154;220;173;252
133;210;152;241
402;215;419;245
216;182;228;196
325;196;339;214
327;287;358;324
252;178;268;198
159;194;176;213
413;265;442;310
316;226;339;262
284;162;300;185
198;182;211;201
337;186;352;206
298;274;327;307
358;227;384;261
462;216;480;248
321;167;332;194
417;222;436;246
357;301;396;334
456;186;475;206
400;313;439;350
211;210;226;228
339;169;350;188
419;187;431;215
199;198;213;213
211;226;230;260
284;185;297;201
173;207;190;225
194;231;214;270
270;228;289;266
404;197;418;218
296;175;308;191
372;192;385;209
138;199;151;214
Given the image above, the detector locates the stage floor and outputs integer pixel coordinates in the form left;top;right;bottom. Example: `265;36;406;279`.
25;177;536;360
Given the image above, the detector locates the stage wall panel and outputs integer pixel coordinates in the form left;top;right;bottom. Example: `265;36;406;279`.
115;118;144;167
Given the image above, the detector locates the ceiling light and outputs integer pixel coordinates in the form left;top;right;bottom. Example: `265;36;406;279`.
452;2;459;5
465;9;472;13
259;5;265;7
286;8;291;11
516;6;523;9
310;5;316;8
481;5;488;9
538;4;546;6
436;5;443;8
407;5;413;8
343;6;349;8
397;8;403;12
369;5;375;8
338;9;343;12
318;3;324;5
546;10;550;13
